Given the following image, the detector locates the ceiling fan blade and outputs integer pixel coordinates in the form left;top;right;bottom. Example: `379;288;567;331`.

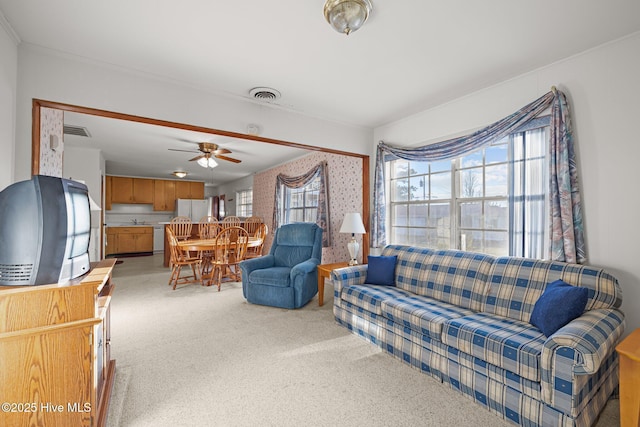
213;148;232;155
215;154;241;163
189;154;205;161
168;148;199;153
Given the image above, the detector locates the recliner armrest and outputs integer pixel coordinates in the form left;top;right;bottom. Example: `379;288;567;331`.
240;254;275;275
290;258;320;278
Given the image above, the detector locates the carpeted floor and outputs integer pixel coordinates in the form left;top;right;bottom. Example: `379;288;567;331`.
106;255;620;427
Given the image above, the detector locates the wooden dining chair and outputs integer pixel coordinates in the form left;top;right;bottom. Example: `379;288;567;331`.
167;228;202;289
243;216;262;236
198;216;219;239
170;216;193;241
197;219;220;276
246;223;268;259
209;226;249;291
221;216;242;228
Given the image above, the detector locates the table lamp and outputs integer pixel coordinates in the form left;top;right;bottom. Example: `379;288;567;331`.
339;212;366;265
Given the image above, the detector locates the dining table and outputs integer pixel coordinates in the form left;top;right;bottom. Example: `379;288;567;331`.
177;236;262;286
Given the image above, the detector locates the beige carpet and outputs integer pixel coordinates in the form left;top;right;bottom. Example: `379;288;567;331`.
106;255;620;427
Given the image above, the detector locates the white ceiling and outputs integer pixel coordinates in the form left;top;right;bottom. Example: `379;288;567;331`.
2;1;640;184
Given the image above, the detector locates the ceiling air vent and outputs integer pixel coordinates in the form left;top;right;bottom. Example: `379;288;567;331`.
249;87;281;102
63;125;91;138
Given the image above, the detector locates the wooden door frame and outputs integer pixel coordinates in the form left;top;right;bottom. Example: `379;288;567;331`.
31;99;371;258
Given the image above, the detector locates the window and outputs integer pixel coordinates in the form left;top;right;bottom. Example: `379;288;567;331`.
283;176;320;224
236;189;253;217
388;125;549;257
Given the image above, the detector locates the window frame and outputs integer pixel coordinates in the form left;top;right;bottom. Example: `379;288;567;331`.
387;119;550;257
282;175;321;224
235;188;253;217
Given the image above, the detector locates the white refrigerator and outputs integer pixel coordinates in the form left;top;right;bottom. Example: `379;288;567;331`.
175;198;210;222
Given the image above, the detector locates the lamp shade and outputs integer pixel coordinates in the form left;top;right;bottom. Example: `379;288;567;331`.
339;213;366;234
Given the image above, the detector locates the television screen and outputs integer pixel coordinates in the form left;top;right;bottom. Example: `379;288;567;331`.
0;175;92;286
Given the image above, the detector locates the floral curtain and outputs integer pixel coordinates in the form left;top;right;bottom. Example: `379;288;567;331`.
373;88;586;264
549;91;586;263
273;161;331;247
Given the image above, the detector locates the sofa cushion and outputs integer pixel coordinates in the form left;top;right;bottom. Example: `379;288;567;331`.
381;295;474;340
483;257;621;322
340;284;412;315
365;255;397;286
248;267;291;287
530;280;588;337
442;312;546;382
381;246;494;312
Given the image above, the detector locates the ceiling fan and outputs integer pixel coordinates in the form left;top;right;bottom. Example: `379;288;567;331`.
169;142;241;164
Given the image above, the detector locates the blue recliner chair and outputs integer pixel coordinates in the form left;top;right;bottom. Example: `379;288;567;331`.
240;223;323;309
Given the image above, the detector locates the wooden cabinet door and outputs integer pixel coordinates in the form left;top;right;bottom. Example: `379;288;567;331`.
110;177;133;203
132;178;154;203
105;175;113;210
164;180;176;211
105;229;117;255
175;181;191;199
176;181;204;199
190;181;204;199
154;180;177;211
135;230;153;252
116;232;136;253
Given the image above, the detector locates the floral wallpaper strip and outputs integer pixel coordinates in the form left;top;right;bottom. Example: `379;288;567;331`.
253;151;363;264
39;107;64;177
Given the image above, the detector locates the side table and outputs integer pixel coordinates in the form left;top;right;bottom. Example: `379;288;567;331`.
616;328;640;427
317;262;350;306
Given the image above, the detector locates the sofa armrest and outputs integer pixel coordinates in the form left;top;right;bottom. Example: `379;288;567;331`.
330;265;368;295
539;308;625;411
541;308;625;375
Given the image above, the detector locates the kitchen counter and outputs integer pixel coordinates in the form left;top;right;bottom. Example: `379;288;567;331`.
106;223;157;227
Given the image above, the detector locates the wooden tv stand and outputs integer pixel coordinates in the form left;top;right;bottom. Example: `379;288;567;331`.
0;258;117;427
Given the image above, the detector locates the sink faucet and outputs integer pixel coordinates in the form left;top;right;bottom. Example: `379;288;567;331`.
132;218;138;225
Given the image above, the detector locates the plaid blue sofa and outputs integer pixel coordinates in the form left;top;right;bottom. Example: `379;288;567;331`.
332;245;625;427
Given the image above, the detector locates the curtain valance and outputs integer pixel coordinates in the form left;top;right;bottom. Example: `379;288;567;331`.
372;88;586;263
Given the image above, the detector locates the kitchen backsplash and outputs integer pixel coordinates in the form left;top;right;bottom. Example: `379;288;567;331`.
106;204;174;226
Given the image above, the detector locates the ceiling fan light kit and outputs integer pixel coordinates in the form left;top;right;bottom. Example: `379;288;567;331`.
197;157;218;169
169;141;241;168
324;0;372;35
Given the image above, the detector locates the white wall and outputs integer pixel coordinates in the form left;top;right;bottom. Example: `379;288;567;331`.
375;32;640;337
214;175;254;217
0;14;18;190
14;45;372;185
63;145;105;262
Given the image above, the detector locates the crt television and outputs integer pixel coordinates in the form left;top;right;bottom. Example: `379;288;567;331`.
0;175;91;286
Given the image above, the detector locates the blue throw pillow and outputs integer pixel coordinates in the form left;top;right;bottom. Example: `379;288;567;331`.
365;255;397;286
530;279;588;337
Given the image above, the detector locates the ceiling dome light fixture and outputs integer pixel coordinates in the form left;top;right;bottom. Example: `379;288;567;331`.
324;0;373;35
197;156;219;169
172;171;187;178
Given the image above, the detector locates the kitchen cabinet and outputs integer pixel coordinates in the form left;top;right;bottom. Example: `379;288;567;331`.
109;177;154;204
153;179;176;211
0;258;116;427
175;180;204;199
105;175;112;210
106;227;153;255
105;227;117;256
106;176;203;209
